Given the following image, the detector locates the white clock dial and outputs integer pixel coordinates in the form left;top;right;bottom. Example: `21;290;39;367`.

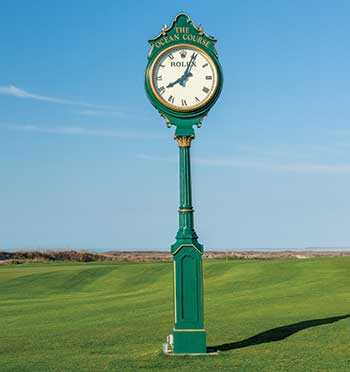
150;45;218;111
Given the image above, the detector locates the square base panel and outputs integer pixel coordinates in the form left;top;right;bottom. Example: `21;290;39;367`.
173;330;206;354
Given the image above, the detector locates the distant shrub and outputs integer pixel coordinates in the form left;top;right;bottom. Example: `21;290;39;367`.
0;250;112;263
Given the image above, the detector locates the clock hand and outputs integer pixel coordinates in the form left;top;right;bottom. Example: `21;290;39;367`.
166;52;198;89
183;52;197;78
180;53;198;87
166;69;193;88
178;72;193;87
166;77;183;88
186;53;197;75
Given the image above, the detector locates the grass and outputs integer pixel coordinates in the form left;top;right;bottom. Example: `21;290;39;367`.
0;258;349;371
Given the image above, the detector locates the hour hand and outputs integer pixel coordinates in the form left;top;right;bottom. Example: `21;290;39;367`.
179;72;193;86
166;77;182;88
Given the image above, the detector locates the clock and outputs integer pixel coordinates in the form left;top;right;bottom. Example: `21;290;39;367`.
148;44;219;112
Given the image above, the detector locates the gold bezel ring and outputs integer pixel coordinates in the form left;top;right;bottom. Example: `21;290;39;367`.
149;43;219;112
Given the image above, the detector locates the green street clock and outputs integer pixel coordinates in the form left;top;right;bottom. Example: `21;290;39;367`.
145;13;223;136
145;13;223;355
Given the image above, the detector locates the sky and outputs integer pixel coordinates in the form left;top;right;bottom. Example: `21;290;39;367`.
1;0;350;251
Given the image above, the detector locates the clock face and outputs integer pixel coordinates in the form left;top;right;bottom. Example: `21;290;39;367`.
149;44;219;112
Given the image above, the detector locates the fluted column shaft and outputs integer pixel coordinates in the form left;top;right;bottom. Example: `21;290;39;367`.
175;136;198;241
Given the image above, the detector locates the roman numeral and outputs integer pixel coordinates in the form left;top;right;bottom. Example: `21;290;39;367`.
181;99;187;107
202;63;209;68
202;87;210;94
156;76;162;80
168;95;175;103
159;86;165;94
195;97;200;103
205;76;212;80
168;54;174;60
160;64;165;68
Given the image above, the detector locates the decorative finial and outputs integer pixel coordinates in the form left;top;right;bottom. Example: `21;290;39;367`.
197;115;206;128
161;24;167;36
160;114;172;128
198;24;204;35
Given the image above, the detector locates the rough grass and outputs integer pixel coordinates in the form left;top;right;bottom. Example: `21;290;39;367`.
0;258;349;371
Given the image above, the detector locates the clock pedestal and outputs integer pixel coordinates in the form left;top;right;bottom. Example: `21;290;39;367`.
170;135;206;354
145;12;223;356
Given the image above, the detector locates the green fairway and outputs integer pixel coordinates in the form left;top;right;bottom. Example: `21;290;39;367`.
0;258;349;371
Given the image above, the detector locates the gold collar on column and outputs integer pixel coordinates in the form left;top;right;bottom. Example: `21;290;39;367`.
175;136;194;147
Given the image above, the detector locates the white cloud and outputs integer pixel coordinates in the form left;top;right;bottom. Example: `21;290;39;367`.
0;85;154;118
197;158;350;174
77;109;127;118
138;153;350;174
0;85;111;109
137;153;176;162
5;124;166;140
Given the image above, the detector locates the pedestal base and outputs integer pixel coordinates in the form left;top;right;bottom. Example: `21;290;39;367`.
173;329;206;354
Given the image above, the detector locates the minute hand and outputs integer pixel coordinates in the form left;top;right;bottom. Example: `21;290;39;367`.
180;52;197;86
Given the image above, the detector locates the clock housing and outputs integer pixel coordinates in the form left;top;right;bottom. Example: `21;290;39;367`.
145;13;223;136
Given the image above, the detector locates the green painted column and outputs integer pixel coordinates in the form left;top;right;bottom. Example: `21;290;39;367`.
171;136;206;354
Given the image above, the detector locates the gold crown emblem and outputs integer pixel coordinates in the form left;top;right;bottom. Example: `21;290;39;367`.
180;51;187;59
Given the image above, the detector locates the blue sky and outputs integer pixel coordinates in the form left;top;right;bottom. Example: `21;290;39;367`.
1;1;350;251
